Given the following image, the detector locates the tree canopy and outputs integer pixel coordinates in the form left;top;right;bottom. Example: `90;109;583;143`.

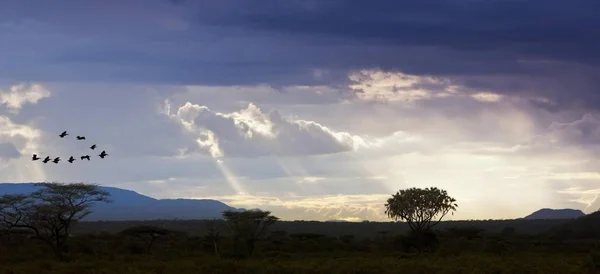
120;225;174;254
0;182;111;260
222;210;279;257
385;187;457;233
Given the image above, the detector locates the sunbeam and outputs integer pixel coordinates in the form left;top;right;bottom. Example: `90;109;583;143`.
214;158;246;195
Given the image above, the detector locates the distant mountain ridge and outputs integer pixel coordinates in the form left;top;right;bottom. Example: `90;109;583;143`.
3;183;587;222
523;208;585;220
0;183;246;221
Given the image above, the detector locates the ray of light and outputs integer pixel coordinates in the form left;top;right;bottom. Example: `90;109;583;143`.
19;159;47;182
214;158;246;195
15;131;48;182
276;157;311;193
341;150;398;194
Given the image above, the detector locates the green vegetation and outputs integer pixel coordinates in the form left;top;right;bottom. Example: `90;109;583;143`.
1;183;599;273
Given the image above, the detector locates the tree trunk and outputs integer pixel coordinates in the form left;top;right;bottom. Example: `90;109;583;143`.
414;230;423;254
40;237;66;261
146;237;156;254
52;244;65;261
247;239;255;256
213;238;220;257
233;236;243;257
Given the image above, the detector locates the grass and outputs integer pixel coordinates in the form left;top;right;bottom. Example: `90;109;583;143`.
0;252;592;274
2;217;599;274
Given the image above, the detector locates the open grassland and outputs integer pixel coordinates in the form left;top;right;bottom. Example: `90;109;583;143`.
0;252;594;274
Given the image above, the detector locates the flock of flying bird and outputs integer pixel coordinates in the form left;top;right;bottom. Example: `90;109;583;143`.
32;131;109;164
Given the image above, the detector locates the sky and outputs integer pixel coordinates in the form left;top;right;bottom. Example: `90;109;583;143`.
1;0;600;222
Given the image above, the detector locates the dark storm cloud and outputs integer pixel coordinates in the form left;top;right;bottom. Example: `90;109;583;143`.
178;0;600;65
188;0;600;52
174;0;600;108
2;0;600;108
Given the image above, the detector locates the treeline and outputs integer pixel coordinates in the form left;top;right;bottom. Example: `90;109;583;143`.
1;218;599;260
2;182;600;273
71;218;570;238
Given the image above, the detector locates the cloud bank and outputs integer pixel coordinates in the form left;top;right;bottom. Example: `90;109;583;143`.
165;101;369;157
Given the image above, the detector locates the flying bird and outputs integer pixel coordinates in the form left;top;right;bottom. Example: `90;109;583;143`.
81;155;91;161
32;154;40;161
99;150;108;159
59;131;68;138
67;156;75;163
52;157;60;164
76;136;86;140
42;156;51;163
90;144;97;150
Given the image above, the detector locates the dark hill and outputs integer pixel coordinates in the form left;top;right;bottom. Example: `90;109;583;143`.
549;210;600;239
0;183;243;221
523;208;585;220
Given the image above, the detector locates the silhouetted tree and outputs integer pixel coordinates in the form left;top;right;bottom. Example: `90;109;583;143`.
445;226;485;240
223;210;279;257
0;194;31;234
385;187;457;252
203;219;224;256
339;234;355;244
0;182;111;260
120;225;173;254
377;230;390;237
290;233;327;241
395;229;440;253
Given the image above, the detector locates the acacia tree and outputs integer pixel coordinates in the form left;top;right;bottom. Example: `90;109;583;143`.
222;210;278;257
203;219;224;256
120;225;173;254
385;187;457;252
0;182;111;260
0;194;33;239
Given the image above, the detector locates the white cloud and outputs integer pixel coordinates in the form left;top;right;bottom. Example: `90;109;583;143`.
0;80;598;221
297;176;326;184
348;69;468;103
471;92;503;102
164;101;373;157
347;70;520;107
548;113;600;146
506;113;600;159
0;114;46;182
0;142;21;160
502;113;600;215
0;83;48;181
0;83;51;113
0;115;42;153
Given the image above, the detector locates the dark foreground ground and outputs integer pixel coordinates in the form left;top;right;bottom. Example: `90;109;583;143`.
0;252;592;274
2;218;600;274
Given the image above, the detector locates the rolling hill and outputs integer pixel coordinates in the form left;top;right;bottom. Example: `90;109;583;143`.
522;208;585;220
0;183;243;221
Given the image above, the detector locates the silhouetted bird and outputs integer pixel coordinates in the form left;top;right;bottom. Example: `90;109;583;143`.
76;136;86;140
32;154;40;161
99;150;108;159
52;157;60;164
90;144;97;150
81;155;91;161
67;156;75;163
42;156;51;163
59;131;68;138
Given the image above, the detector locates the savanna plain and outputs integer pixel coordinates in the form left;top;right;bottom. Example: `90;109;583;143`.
1;183;600;274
